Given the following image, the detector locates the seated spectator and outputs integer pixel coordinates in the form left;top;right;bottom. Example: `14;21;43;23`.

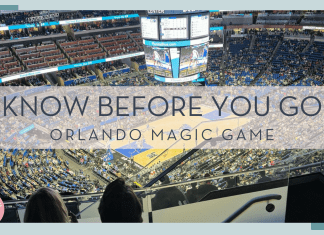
24;187;74;223
257;171;271;183
98;178;143;223
151;175;187;211
194;174;218;201
223;170;238;189
186;180;199;203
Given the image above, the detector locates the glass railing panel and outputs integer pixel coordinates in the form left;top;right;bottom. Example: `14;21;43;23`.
288;150;324;178
309;155;324;174
145;164;290;213
2;148;324;222
147;149;293;188
72;195;101;223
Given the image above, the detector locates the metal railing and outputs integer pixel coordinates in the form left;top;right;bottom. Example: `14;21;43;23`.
4;156;324;206
2;161;323;224
2;163;291;205
223;194;282;222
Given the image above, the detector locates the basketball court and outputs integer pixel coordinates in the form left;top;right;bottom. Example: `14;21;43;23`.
104;105;250;168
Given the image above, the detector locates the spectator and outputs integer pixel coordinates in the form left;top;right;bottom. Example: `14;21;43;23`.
24;187;72;223
223;170;238;189
98;178;143;223
186;180;198;203
151;175;187;211
194;174;218;201
257;171;271;183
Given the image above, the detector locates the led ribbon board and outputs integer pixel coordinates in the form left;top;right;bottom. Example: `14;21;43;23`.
0;14;140;31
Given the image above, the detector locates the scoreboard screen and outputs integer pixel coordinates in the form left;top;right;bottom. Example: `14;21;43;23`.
141;16;159;40
144;45;172;77
142;10;210;82
160;16;188;40
190;13;210;39
179;43;208;78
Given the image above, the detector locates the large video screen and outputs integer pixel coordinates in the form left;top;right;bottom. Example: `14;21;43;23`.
160;16;188;40
144;45;172;77
179;43;208;78
141;16;159;40
190;13;210;39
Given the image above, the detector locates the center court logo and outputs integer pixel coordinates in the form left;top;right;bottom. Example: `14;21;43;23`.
0;198;4;221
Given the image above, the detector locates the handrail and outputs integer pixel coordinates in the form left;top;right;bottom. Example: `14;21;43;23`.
2;163;289;205
141;164;291;192
285;160;324;173
140;156;322;192
8;157;321;205
223;194;282;223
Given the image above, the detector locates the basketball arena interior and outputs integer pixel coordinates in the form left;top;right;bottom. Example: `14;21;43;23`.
1;10;324;223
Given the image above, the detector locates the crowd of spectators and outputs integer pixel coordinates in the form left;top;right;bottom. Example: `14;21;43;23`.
0;11;41;26
1;88;324;216
0;10;140;43
2;11;324;219
2;11;324;88
0;149;101;201
205;29;324;86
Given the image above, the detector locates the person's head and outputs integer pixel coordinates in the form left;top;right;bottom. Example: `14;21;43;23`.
190;175;197;188
204;173;212;184
98;178;143;223
24;188;70;223
160;175;170;185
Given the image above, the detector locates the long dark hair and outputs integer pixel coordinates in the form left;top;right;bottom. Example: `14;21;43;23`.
98;178;143;223
24;188;70;223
